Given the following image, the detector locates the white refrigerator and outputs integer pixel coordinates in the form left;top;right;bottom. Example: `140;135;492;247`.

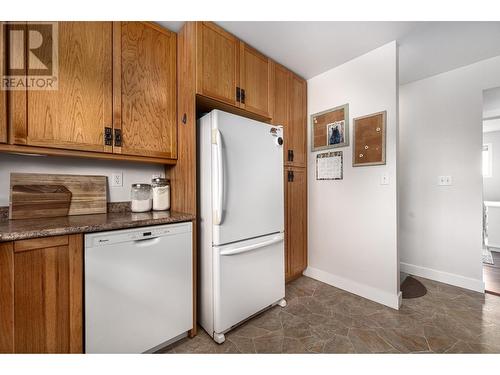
198;110;286;344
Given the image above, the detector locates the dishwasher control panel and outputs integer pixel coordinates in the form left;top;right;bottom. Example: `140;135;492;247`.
86;222;192;248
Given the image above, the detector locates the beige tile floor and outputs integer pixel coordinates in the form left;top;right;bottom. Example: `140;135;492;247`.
159;276;500;354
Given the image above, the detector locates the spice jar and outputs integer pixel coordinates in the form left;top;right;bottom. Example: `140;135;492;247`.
152;177;170;211
131;184;152;212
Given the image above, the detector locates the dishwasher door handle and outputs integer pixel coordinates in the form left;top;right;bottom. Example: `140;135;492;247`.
133;237;161;247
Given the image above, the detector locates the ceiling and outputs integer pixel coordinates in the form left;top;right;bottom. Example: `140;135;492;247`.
157;21;500;85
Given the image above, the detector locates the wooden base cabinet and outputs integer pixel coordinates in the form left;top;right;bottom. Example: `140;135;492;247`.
285;167;307;282
0;235;83;353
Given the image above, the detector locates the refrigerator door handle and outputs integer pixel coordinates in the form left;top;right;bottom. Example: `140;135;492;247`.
214;129;224;225
219;234;284;256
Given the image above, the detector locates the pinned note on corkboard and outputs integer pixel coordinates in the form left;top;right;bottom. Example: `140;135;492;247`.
353;111;386;167
311;104;349;151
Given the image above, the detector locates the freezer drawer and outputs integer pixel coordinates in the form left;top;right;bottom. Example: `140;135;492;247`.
84;223;193;353
213;232;285;334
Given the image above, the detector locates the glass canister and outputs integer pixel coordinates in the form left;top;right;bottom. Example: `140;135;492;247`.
131;184;152;212
151;177;170;211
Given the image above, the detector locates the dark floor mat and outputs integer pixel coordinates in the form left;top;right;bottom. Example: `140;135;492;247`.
401;276;427;299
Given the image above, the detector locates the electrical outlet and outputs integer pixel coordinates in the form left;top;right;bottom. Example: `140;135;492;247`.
111;172;123;187
438;176;452;186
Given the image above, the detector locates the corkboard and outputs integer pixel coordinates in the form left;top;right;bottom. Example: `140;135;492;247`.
353;111;386;166
311;104;349;151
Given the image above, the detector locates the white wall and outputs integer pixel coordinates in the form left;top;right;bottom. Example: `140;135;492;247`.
483;131;500;202
399;55;500;292
0;154;165;205
305;42;400;309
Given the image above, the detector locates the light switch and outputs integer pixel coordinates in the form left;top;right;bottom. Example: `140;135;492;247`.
380;174;389;185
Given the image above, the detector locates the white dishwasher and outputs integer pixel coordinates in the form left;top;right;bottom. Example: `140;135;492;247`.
84;222;192;353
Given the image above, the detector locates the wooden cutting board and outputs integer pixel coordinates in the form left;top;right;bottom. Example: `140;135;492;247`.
10;173;108;218
10;185;73;220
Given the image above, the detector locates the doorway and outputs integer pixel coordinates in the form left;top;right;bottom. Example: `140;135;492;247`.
482;86;500;296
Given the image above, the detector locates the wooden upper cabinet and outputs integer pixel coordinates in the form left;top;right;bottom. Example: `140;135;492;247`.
271;63;289;127
0;23;6;143
239;43;272;118
114;22;177;159
286;74;307;168
194;22;273;117
271;64;307;168
196;22;239;107
18;22;113;152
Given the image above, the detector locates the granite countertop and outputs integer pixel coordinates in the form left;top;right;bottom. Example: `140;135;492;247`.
0;204;195;242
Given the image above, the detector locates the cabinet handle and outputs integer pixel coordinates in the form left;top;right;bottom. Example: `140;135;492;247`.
236;87;241;102
104;127;113;146
241;89;245;104
114;129;122;147
287;170;294;182
288;149;294;162
182;113;187;124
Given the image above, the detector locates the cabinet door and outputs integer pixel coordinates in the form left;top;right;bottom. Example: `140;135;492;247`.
285;168;307;281
271;63;289;127
196;22;239;106
239;43;272;118
115;22;177;159
13;235;83;353
272;63;290;168
24;22;112;152
0;242;14;353
0;23;6;143
286;74;307;168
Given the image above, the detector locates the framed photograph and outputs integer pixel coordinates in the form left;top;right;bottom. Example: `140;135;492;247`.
326;120;346;146
352;111;386;167
311;104;349;151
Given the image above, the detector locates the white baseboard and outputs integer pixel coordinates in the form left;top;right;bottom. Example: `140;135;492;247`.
303;266;401;310
400;262;485;293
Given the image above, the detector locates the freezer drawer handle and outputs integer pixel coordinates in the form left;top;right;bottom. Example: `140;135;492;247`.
219;234;284;256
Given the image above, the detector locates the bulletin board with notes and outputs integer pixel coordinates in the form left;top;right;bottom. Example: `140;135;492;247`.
316;151;343;180
311;104;349;151
353;111;386;167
